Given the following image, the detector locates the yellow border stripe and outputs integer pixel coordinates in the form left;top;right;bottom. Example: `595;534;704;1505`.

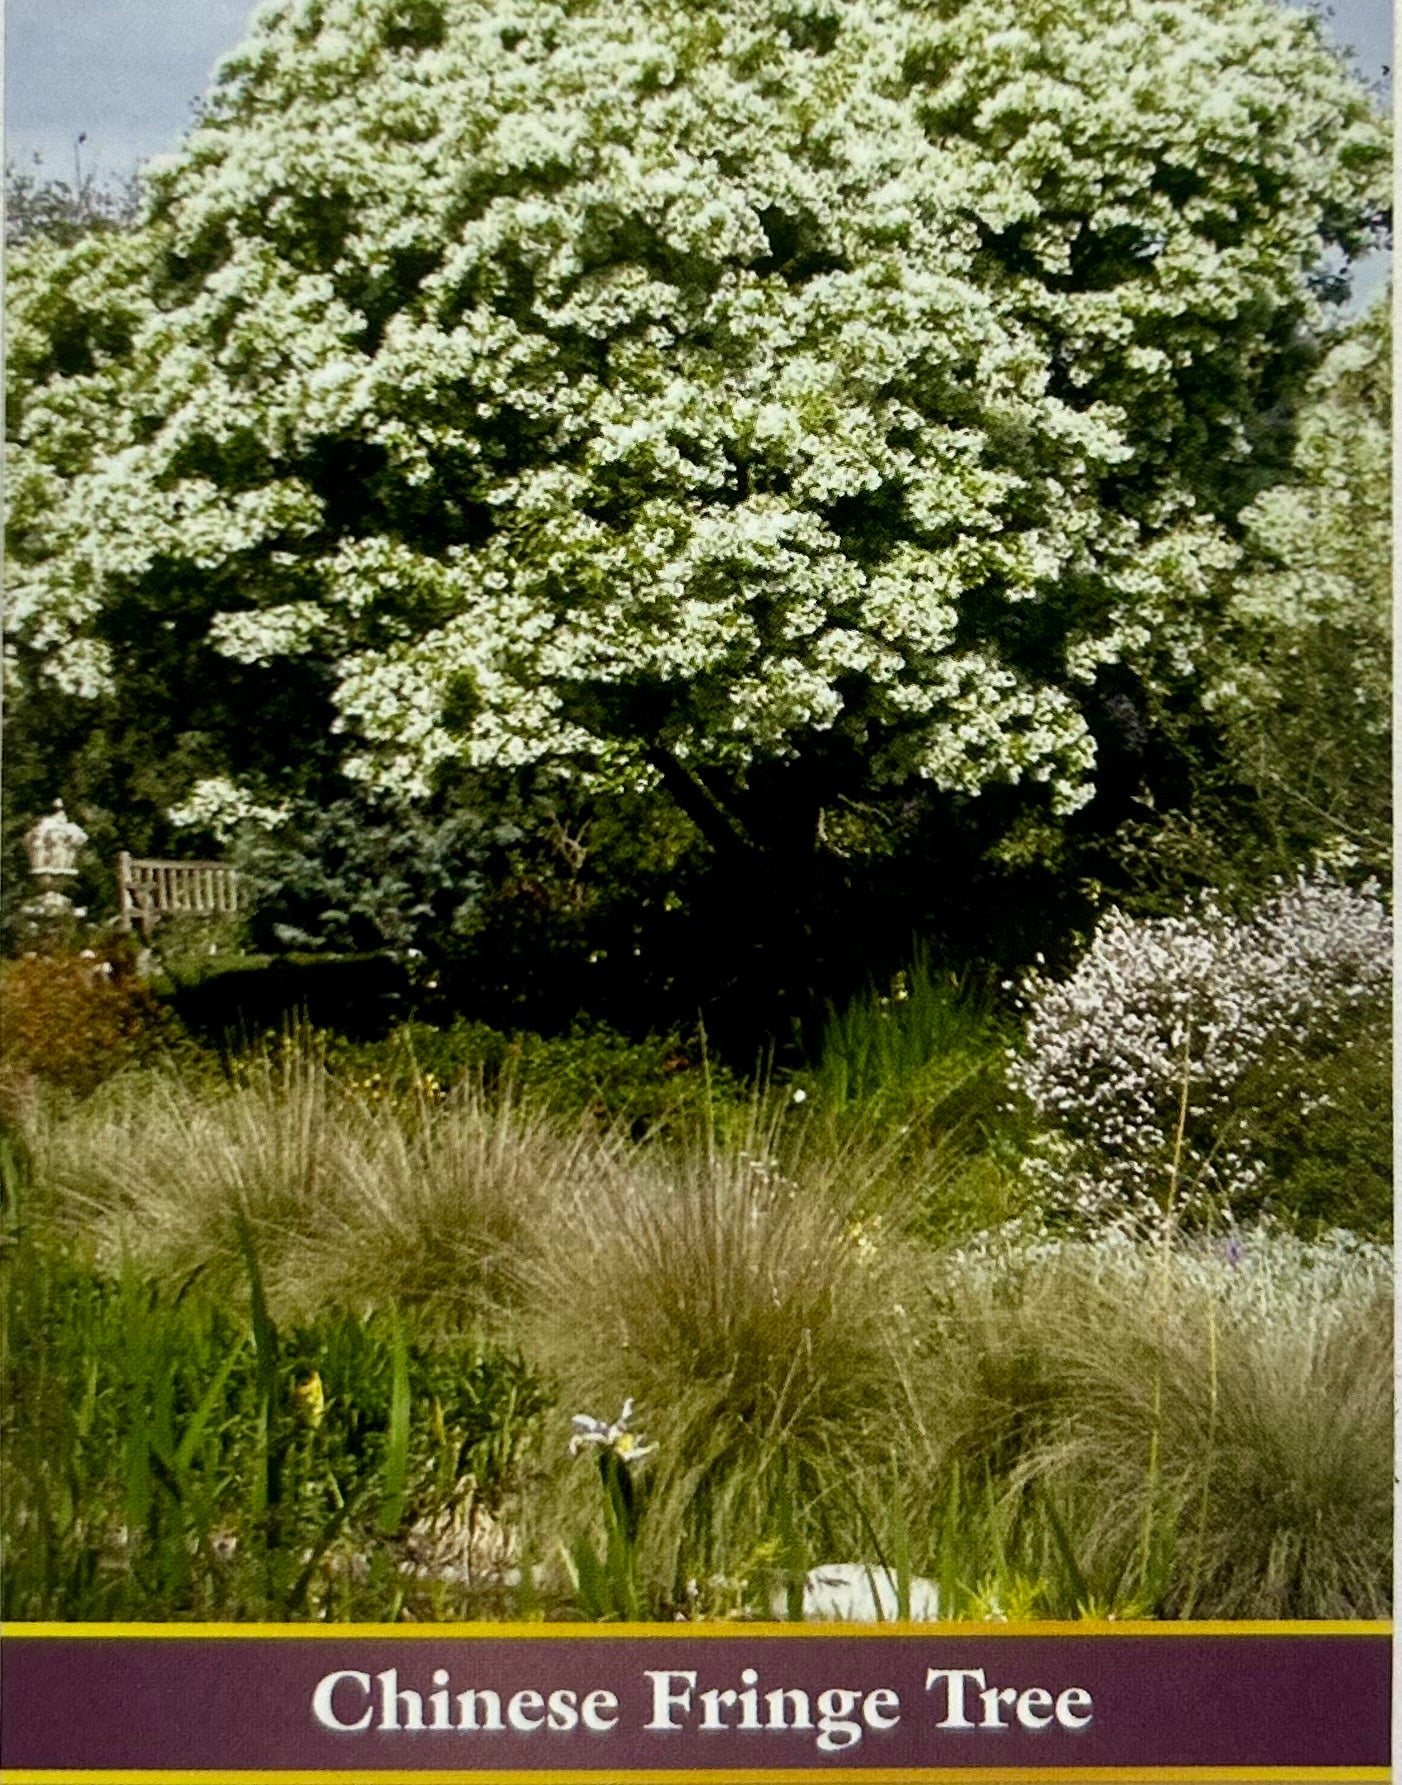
0;1770;1390;1784
1;1619;1391;1639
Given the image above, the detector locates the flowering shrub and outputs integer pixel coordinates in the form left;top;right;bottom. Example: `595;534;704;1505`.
1009;873;1391;1231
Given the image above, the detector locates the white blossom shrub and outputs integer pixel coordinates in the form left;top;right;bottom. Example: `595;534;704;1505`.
1009;873;1391;1232
4;0;1389;863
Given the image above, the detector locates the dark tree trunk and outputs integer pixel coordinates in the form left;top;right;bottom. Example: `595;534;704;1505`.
645;745;839;1047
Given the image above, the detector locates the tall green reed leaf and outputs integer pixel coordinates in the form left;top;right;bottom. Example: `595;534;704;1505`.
379;1316;411;1536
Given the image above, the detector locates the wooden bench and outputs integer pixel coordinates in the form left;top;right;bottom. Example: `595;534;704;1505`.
115;853;244;937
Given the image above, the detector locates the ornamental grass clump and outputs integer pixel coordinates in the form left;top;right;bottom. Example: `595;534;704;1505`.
1010;872;1390;1232
23;1045;600;1328
525;1109;919;1595
1030;1233;1394;1619
27;1049;376;1308
312;1079;610;1324
911;1230;1393;1618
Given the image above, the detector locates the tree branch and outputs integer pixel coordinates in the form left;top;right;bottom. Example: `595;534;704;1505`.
644;746;757;863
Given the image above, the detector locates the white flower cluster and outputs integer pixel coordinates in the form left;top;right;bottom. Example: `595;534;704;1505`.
5;0;1387;815
167;776;289;843
1009;873;1391;1232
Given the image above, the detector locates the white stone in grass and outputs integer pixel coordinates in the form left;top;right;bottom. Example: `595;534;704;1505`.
769;1563;940;1622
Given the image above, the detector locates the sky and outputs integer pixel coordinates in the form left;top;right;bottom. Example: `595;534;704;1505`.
6;0;255;180
2;0;1392;300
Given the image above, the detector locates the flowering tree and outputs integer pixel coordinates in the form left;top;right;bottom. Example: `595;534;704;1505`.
4;0;1388;953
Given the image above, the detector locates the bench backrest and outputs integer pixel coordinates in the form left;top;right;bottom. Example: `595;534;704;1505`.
115;852;243;933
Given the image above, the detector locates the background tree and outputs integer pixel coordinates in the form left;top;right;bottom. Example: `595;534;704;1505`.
5;0;1388;1038
5;152;142;249
1209;298;1391;876
1101;296;1390;911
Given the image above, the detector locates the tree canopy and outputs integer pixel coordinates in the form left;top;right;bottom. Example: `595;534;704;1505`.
3;0;1389;1005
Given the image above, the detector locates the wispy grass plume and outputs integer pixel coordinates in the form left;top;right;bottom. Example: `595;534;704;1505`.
526;1105;920;1599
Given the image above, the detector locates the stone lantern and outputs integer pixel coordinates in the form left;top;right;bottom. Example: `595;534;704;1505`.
24;800;88;886
22;801;89;924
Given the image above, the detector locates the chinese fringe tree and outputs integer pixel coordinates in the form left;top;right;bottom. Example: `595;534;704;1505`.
4;0;1389;1020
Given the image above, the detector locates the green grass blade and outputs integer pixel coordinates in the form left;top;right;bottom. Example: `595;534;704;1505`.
889;1488;912;1622
173;1336;246;1476
773;1462;808;1622
1040;1490;1092;1614
236;1211;280;1406
563;1534;607;1619
937;1461;961;1619
235;1212;280;1533
378;1315;411;1536
287;1481;369;1613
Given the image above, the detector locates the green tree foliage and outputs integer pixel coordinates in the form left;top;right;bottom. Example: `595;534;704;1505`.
4;0;1388;1019
4;154;142;249
1102;297;1391;909
1209;299;1391;876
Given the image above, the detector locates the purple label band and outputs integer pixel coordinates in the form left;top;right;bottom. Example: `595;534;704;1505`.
0;1621;1390;1782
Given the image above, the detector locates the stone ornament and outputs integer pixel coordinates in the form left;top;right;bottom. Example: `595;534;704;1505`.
23;800;88;882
